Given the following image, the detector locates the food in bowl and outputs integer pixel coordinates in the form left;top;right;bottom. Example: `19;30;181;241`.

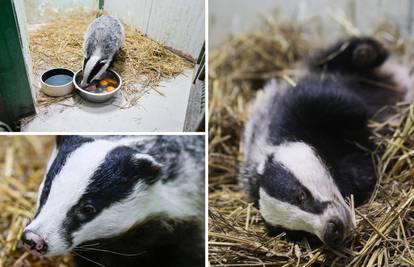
73;69;122;103
83;77;119;93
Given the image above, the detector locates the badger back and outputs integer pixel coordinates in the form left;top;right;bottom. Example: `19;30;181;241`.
82;16;124;86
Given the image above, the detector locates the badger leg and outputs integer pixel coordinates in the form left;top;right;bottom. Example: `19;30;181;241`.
308;37;389;73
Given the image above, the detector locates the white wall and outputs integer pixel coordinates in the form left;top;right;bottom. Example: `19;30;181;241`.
209;0;414;49
105;0;204;59
24;0;98;23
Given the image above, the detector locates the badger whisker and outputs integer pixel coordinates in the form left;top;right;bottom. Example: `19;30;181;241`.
76;242;101;248
72;250;106;267
75;247;147;257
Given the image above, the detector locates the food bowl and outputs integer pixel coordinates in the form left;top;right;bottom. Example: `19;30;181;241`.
73;69;122;103
41;68;75;97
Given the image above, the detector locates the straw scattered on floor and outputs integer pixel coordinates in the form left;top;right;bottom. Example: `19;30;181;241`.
208;16;414;267
0;136;74;267
29;10;193;108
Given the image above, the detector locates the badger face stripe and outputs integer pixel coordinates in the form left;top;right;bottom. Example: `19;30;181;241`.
271;142;344;203
60;146;161;246
82;56;90;71
36;136;93;215
259;158;329;214
257;141;355;243
87;59;108;83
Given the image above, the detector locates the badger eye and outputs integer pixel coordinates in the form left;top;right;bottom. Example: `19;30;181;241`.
298;191;307;206
81;203;96;215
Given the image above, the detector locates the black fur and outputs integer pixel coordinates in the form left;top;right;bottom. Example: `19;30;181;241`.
242;37;405;243
260;158;329;214
62;146;162;247
307;36;389;73
74;216;204;267
265;75;376;206
37;135;205;266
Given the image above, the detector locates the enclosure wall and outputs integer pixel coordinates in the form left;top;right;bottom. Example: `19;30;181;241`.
209;0;414;48
104;0;205;58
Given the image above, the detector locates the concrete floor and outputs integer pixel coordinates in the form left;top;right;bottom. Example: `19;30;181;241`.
22;69;193;132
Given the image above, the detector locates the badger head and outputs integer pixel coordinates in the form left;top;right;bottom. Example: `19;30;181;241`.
256;141;356;247
81;50;111;87
21;136;177;257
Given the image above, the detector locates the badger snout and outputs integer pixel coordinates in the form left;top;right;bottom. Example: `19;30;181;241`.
21;230;48;256
323;218;345;247
80;79;88;87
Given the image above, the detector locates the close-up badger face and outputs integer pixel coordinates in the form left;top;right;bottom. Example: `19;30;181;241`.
21;136;200;257
257;142;355;247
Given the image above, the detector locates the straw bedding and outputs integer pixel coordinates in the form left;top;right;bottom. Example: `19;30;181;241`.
208;18;414;266
0;136;74;266
29;10;193;108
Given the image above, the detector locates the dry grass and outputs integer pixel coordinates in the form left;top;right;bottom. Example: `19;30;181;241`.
208;18;414;267
0;136;74;267
29;10;193;108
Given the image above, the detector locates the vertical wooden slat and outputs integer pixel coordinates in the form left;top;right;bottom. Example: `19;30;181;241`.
104;0;153;38
104;0;204;58
355;0;411;35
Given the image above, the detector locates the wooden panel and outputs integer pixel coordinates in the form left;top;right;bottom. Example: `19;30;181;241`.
209;0;351;48
104;0;204;58
209;0;287;48
146;0;204;58
209;0;413;49
24;0;98;23
354;0;411;35
104;0;152;33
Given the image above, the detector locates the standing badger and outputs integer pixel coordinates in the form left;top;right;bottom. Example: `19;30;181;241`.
81;16;124;87
240;37;412;247
21;135;205;267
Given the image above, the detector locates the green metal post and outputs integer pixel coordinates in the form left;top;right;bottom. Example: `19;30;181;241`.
99;0;104;10
0;0;35;127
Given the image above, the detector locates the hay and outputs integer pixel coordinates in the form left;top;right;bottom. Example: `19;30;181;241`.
208;17;414;266
0;136;74;267
29;10;193;108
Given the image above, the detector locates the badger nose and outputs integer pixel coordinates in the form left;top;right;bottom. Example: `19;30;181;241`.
323;218;344;247
21;230;48;256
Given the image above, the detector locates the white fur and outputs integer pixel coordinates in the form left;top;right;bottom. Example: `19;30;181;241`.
81;16;124;86
376;59;414;102
81;51;110;87
256;142;356;243
26;137;203;256
259;188;354;242
26;140;120;255
273;142;343;203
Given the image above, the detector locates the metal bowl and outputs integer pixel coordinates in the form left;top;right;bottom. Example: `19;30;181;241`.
41;68;75;97
73;69;122;103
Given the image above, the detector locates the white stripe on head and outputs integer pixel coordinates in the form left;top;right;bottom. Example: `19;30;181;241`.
258;141;356;242
273;142;344;203
26;140;117;255
81;50;110;86
259;188;325;239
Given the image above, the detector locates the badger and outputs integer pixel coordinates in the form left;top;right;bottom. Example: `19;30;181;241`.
240;37;412;247
81;16;124;87
21;135;205;267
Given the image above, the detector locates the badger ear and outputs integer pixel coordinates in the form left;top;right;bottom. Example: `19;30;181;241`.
129;154;162;184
